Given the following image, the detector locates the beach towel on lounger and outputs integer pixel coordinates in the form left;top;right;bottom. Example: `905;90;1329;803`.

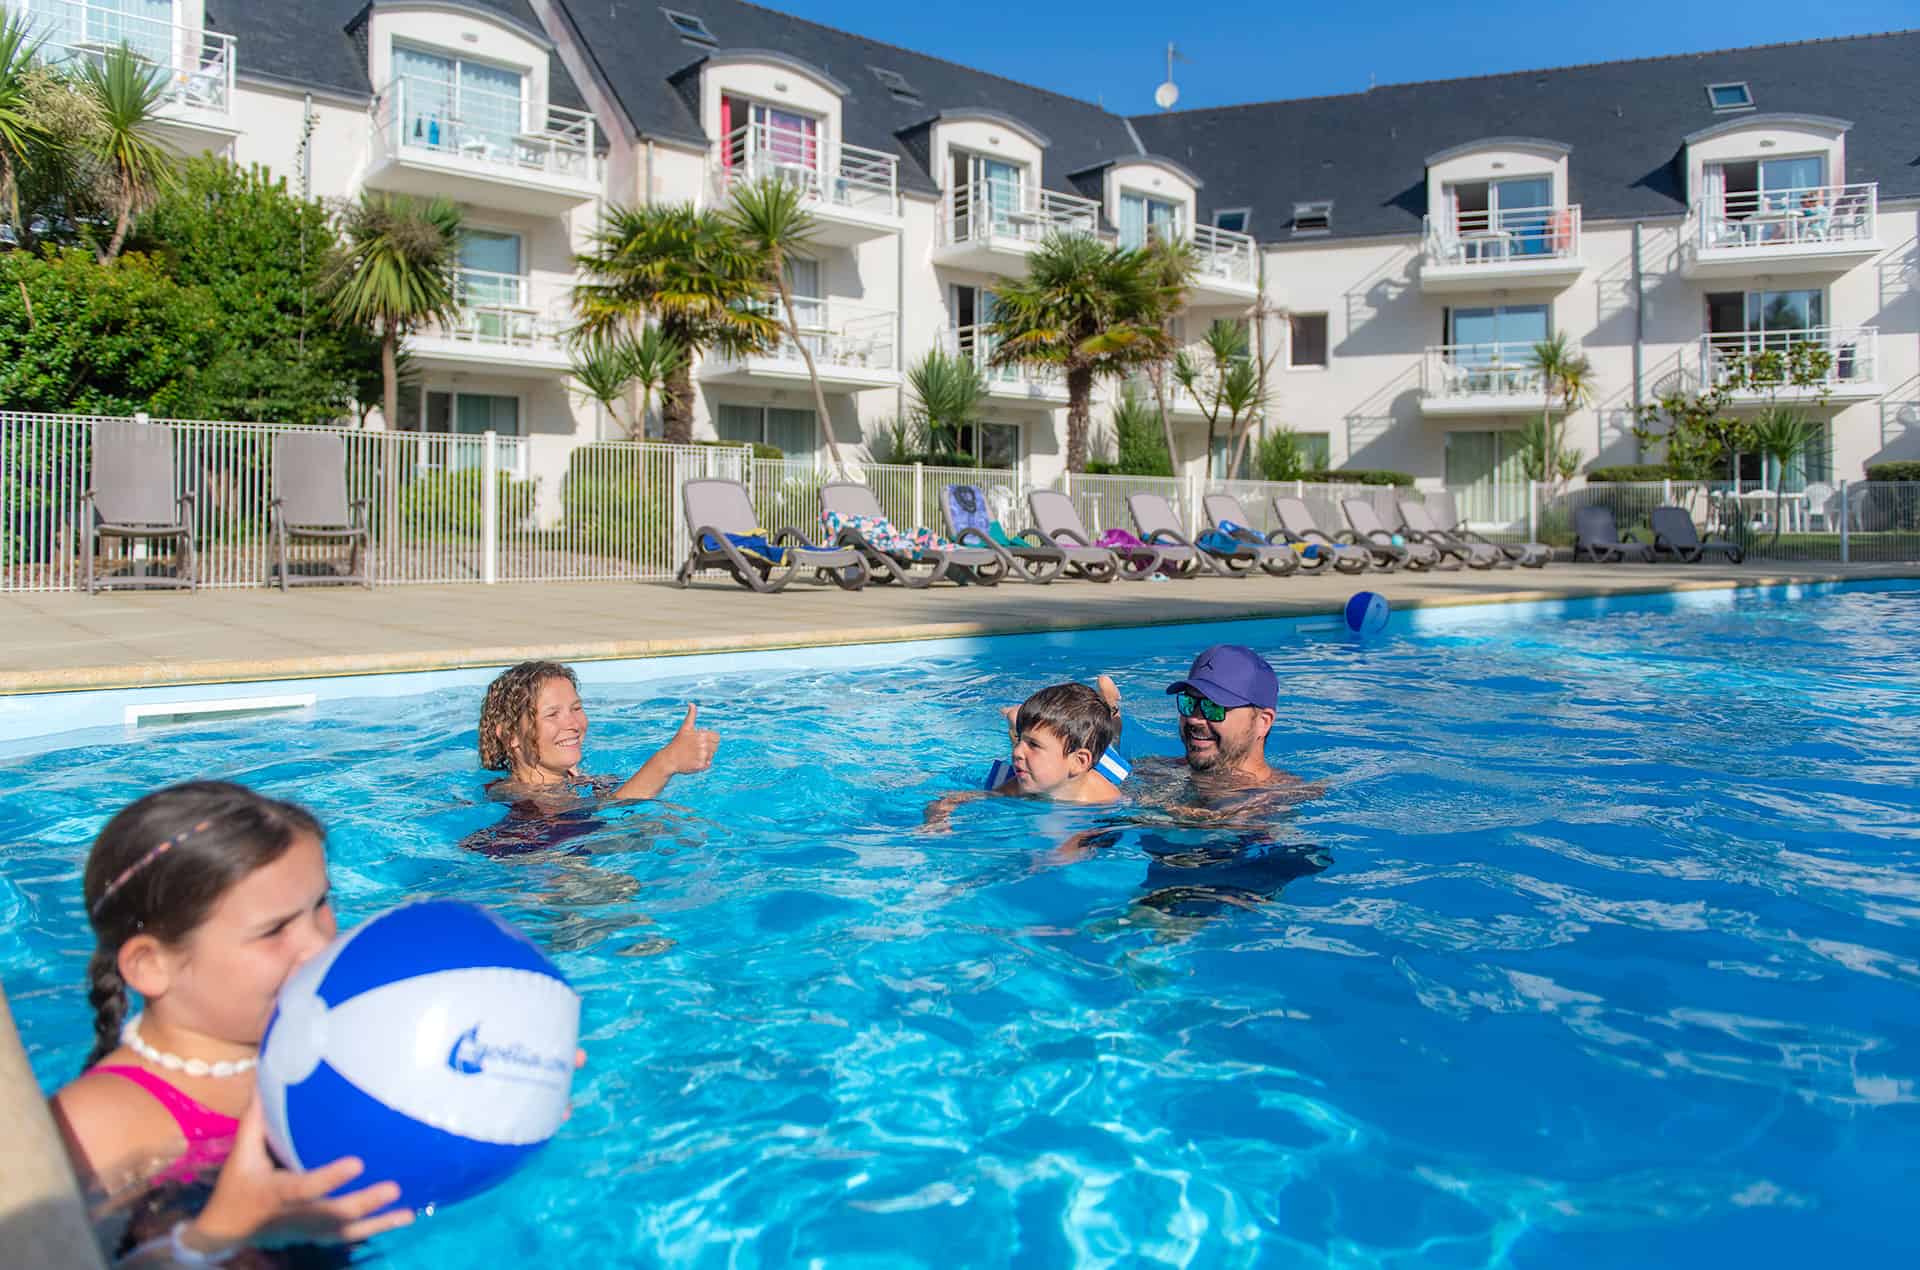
823;509;953;560
699;528;785;566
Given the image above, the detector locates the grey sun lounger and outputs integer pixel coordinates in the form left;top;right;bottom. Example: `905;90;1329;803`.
84;419;196;593
942;484;1062;584
1342;497;1452;570
1126;492;1261;578
1200;493;1305;577
1268;497;1372;573
1573;505;1656;563
1027;489;1161;581
270;431;371;590
676;478;867;593
1397;498;1506;570
1650;505;1746;564
821;481;1004;587
1427;490;1551;568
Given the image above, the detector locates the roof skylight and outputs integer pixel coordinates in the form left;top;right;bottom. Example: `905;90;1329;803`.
1706;82;1753;112
869;66;920;102
661;8;716;46
1291;201;1332;235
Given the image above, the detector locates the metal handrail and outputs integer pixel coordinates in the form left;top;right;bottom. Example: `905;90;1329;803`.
711;301;898;372
711;121;898;211
1424;342;1551;397
1423;204;1582;265
943;324;1062;388
1146;221;1257;283
939;180;1104;247
1698;326;1878;387
1687;182;1877;252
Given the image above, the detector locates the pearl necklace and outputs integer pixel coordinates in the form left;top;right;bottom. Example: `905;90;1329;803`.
121;1014;256;1079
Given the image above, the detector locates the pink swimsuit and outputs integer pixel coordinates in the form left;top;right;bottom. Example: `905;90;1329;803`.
94;1065;240;1185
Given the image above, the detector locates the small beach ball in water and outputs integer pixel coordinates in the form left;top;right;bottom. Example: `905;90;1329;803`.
258;900;580;1213
1344;591;1391;636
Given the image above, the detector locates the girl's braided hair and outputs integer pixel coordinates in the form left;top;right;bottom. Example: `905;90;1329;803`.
81;782;323;1071
478;661;579;771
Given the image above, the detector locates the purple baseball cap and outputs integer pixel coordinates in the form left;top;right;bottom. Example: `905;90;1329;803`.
1165;644;1278;712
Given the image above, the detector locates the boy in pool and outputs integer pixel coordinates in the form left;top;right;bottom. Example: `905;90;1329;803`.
924;681;1123;828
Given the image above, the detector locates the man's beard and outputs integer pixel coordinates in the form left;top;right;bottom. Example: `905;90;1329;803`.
1183;727;1250;773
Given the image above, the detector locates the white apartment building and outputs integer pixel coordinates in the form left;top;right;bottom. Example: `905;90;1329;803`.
12;0;1918;521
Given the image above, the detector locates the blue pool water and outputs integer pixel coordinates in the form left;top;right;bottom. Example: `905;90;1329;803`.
4;584;1919;1267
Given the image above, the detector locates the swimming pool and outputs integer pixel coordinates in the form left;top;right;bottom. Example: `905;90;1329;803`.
4;582;1917;1266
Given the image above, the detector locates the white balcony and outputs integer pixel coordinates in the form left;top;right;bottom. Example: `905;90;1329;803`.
12;0;235;145
408;269;573;377
1421;205;1584;293
708;121;900;246
1698;327;1882;404
1420;342;1550;416
943;324;1068;407
1149;221;1259;305
1681;183;1879;280
1124;371;1206;420
933;181;1106;275
700;301;898;392
367;75;600;215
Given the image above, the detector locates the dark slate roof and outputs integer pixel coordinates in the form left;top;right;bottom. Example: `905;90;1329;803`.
548;0;1142;195
1130;29;1920;243
214;0;588;112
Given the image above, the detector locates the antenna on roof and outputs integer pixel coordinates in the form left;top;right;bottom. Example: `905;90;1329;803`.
1154;42;1186;110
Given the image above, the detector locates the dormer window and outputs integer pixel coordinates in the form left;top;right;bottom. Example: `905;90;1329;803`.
1448;176;1553;256
1119;191;1179;248
720;94;820;185
1292;201;1332;235
1707;82;1754;112
393;45;525;161
662;8;716;46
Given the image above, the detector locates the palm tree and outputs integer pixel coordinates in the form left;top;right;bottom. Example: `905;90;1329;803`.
725;175;852;470
570;327;686;440
0;14;46;235
574;202;776;446
1173;319;1266;482
324;192;463;437
988;234;1190;473
905;348;986;462
1528;331;1595;487
75;44;175;262
1748;408;1825;545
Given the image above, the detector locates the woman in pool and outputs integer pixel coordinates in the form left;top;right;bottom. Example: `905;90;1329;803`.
478;660;719;807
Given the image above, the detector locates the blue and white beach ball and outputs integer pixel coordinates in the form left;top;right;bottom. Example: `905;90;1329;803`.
258;900;580;1212
1344;590;1391;636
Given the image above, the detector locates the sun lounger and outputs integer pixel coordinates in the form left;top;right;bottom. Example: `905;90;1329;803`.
675;478;867;592
821;481;1004;587
1650;505;1745;564
1426;491;1551;568
1268;497;1372;573
270;431;371;590
1125;492;1260;578
1396;498;1505;569
84;419;196;593
1027;489;1161;581
941;484;1062;583
1342;497;1452;570
1573;505;1655;563
1200;493;1305;577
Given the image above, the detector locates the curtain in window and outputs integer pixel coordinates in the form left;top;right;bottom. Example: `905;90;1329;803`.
1119;194;1147;249
765;408;816;457
394;47;455;149
459;59;523;158
457;231;523;306
756;105;818;176
454;393;519;436
1146;198;1179;243
714;405;762;445
979;158;1021;230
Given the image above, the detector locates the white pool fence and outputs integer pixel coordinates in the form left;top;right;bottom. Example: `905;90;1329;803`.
2;412;1914;591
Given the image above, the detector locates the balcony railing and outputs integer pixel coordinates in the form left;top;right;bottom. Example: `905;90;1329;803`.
372;74;599;184
1424;204;1581;266
14;0;234;114
1423;342;1548;400
943;324;1062;392
421;269;570;352
1699;327;1878;392
710;120;898;215
1687;183;1877;254
939;180;1104;249
1148;221;1258;287
711;301;896;374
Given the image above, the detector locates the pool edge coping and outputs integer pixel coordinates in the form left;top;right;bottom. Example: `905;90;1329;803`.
6;567;1910;695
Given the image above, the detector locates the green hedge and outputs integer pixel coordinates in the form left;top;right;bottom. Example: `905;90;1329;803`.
696;439;784;461
398;469;534;538
1587;464;1671;483
1309;468;1415;487
1866;461;1920;482
560;448;673;561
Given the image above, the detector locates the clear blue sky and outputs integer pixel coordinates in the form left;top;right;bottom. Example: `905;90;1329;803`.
767;0;1916;112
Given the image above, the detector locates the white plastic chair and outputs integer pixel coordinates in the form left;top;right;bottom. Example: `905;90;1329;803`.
1801;482;1835;531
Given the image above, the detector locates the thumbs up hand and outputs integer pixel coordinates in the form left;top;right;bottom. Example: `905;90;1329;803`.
661;704;720;775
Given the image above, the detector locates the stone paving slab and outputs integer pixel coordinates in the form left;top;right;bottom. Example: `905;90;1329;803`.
1;563;1911;693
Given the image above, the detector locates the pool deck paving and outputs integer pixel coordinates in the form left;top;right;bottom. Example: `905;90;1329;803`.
2;560;1912;693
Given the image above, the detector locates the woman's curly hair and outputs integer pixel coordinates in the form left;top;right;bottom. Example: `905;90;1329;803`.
478;661;578;771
